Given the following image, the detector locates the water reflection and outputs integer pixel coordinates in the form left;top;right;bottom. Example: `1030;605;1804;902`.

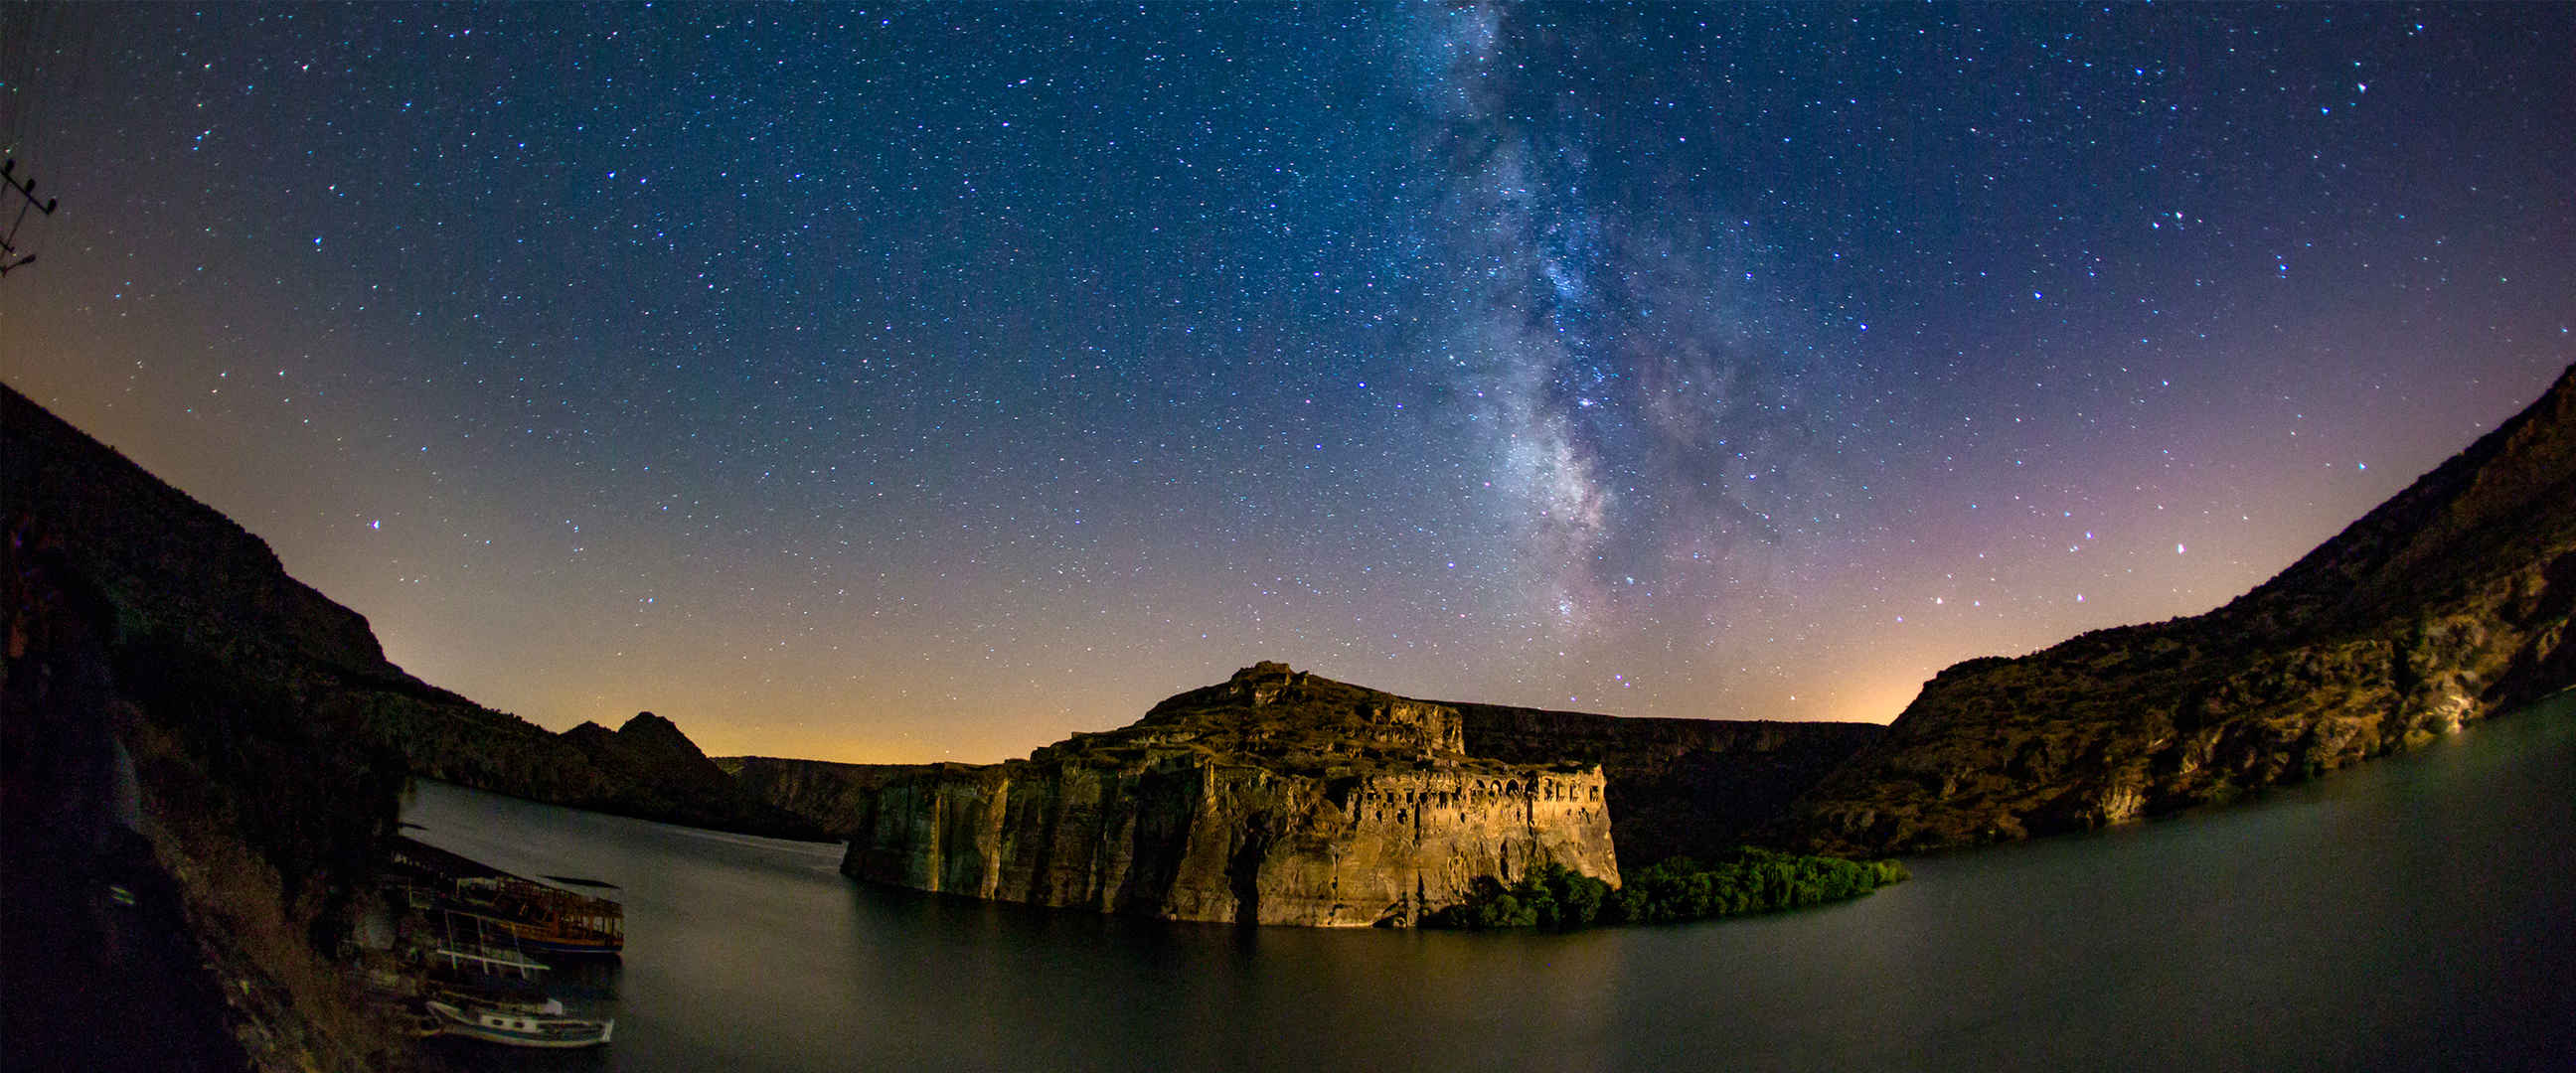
406;690;2576;1071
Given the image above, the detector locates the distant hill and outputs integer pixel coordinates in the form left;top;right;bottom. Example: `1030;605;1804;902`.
1779;365;2576;854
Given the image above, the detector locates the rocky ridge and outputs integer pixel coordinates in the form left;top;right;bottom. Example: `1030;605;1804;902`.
0;383;828;842
840;662;1619;926
740;701;1883;869
1780;364;2576;854
555;711;835;838
7;383;422;1068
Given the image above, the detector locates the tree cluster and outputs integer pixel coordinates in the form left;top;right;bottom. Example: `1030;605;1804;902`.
1423;849;1909;930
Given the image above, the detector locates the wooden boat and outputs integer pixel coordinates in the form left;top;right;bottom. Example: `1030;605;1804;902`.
418;911;616;1047
450;873;625;956
387;836;625;955
423;996;614;1048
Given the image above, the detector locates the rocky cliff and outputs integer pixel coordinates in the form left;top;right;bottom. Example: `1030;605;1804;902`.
7;385;422;1067
713;756;932;839
3;388;393;682
1780;364;2576;854
840;663;1619;926
735;706;1878;866
0;383;828;843
1457;706;1881;866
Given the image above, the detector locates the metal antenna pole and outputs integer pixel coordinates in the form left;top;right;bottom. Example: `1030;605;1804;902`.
0;157;62;277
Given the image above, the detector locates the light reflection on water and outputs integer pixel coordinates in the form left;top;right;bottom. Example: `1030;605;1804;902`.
406;690;2576;1072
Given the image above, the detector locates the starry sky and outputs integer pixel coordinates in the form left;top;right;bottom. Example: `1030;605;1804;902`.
5;4;2571;764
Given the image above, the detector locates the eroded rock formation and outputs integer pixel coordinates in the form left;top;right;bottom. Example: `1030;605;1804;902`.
1779;364;2576;854
1457;706;1881;865
840;663;1618;926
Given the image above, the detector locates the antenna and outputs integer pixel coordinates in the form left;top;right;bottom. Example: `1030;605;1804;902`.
0;157;61;278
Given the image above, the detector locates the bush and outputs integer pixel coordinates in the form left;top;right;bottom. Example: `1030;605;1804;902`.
1426;849;1909;930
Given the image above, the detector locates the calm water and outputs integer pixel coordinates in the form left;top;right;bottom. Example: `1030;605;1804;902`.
404;690;2576;1072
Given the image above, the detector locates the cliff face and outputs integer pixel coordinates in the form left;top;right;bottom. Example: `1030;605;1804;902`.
841;663;1618;926
713;756;932;839
1458;706;1881;865
1781;365;2576;854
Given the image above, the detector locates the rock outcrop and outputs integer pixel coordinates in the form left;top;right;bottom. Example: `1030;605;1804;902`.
1457;706;1881;866
0;383;828;842
1780;364;2576;854
840;663;1618;926
713;756;933;839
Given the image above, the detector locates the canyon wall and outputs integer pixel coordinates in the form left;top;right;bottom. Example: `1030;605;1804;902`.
1779;365;2576;854
713;756;933;839
1458;706;1882;865
841;663;1617;926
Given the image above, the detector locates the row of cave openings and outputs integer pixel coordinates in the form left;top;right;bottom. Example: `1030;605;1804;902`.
1354;778;1602;826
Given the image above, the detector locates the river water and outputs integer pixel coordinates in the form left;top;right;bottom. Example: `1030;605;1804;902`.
402;690;2576;1072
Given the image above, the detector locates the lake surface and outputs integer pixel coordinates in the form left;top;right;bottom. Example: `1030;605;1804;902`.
403;690;2576;1072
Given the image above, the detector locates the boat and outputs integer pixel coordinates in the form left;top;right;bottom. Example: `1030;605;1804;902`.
415;908;616;1048
423;996;614;1048
423;927;554;986
449;872;625;956
386;836;626;955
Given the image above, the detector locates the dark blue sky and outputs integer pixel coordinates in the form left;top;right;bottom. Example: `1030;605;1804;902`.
7;3;2570;761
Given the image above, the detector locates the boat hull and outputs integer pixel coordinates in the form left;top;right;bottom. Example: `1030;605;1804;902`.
425;1000;614;1049
513;934;624;957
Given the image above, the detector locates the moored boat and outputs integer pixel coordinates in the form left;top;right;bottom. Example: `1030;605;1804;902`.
451;872;625;956
415;909;617;1047
423;996;614;1048
387;836;626;955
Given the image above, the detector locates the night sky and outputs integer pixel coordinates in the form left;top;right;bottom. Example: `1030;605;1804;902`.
5;4;2570;763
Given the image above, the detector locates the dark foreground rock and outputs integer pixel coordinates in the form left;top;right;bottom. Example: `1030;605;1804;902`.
4;484;412;1069
1779;365;2576;854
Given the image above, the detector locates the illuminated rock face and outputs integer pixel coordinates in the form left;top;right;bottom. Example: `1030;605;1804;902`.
840;663;1618;927
1781;365;2576;855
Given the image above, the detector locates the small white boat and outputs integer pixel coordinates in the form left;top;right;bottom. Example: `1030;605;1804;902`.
423;996;614;1048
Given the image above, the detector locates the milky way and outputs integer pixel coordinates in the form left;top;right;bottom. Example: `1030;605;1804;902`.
5;4;2570;760
1412;3;1852;650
